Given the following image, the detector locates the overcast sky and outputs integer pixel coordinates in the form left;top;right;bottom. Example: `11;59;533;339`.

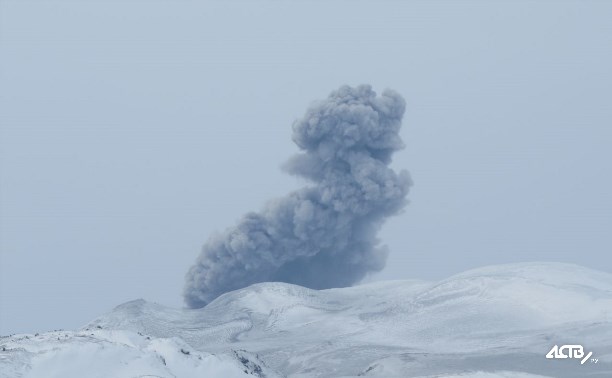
1;1;611;335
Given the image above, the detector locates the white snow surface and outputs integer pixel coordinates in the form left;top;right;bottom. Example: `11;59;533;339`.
0;329;277;378
2;262;612;377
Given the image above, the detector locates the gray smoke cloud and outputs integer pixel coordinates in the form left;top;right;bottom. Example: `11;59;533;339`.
184;85;411;308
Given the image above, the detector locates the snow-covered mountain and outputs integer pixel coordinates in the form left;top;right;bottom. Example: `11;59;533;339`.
2;262;612;377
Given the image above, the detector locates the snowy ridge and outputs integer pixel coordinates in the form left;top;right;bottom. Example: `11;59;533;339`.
0;329;278;378
2;262;612;377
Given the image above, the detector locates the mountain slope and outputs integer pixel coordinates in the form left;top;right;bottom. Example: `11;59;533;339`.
2;262;612;377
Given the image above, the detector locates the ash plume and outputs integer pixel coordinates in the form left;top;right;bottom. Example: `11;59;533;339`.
184;85;411;308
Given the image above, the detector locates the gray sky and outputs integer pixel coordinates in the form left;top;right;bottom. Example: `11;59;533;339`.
1;1;611;335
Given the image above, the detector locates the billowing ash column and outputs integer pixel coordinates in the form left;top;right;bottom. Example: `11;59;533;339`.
184;85;411;308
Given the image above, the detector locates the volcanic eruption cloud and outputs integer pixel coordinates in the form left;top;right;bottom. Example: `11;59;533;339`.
184;85;411;308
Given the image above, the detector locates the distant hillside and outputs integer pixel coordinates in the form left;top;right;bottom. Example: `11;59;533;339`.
2;262;611;377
